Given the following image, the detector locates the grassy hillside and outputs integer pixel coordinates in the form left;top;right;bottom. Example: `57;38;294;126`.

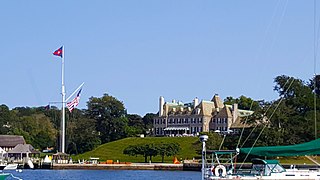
73;137;200;163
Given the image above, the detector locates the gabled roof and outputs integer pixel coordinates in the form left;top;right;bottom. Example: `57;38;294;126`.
211;95;224;109
215;106;232;118
230;117;251;128
8;144;40;154
0;135;25;147
199;101;215;116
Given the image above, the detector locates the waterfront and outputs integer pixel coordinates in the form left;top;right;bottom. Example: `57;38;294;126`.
6;169;201;180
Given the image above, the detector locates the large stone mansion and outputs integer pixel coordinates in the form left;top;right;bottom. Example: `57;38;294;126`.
153;94;253;136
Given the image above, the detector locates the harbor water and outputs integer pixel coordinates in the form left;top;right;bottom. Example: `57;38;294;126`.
5;169;201;180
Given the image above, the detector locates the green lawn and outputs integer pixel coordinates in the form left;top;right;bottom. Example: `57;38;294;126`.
72;137;319;165
277;156;319;165
73;137;200;163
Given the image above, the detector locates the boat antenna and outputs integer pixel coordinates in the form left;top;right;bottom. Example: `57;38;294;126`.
314;0;318;140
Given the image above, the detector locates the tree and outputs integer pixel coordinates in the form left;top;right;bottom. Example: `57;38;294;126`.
157;142;181;163
142;113;156;135
0;104;16;134
195;132;223;151
125;114;144;137
242;75;317;148
123;143;150;162
11;114;57;150
67;115;101;154
224;96;260;111
123;143;159;162
86;94;128;143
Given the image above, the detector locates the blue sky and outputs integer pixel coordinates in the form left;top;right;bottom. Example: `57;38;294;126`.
0;1;318;116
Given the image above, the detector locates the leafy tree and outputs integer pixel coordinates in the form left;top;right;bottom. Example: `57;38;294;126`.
0;104;17;134
86;94;128;143
157;142;181;163
43;106;61;130
123;143;149;162
126;114;144;137
142;113;156;135
242;75;318;148
224;95;260;111
196;132;223;150
67;116;101;154
123;142;180;163
11;114;57;149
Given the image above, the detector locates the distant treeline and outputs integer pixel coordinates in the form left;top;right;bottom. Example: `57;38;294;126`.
0;75;319;155
0;93;155;154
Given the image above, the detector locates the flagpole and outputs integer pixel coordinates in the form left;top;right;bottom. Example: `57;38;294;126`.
61;46;66;153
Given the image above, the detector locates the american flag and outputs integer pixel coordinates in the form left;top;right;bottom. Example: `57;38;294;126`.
67;89;82;112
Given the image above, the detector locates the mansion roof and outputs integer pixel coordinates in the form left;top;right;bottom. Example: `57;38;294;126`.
161;94;253;118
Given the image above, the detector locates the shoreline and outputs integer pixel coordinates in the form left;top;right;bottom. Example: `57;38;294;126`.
52;163;187;171
42;162;319;171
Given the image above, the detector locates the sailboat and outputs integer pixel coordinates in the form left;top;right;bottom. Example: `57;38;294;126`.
203;139;320;180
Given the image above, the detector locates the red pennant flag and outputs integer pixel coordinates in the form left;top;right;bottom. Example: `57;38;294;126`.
53;46;63;58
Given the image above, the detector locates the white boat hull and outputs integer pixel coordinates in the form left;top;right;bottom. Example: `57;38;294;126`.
206;168;320;180
208;172;320;180
3;164;17;170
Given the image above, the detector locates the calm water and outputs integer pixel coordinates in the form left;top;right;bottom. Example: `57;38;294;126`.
5;169;201;180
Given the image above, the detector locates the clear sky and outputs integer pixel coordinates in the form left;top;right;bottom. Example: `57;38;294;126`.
0;1;318;116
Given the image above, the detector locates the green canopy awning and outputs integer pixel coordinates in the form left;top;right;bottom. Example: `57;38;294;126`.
240;139;320;157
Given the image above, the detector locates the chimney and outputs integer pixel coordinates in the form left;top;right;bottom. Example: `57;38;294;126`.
232;103;238;123
159;96;164;117
193;97;199;108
